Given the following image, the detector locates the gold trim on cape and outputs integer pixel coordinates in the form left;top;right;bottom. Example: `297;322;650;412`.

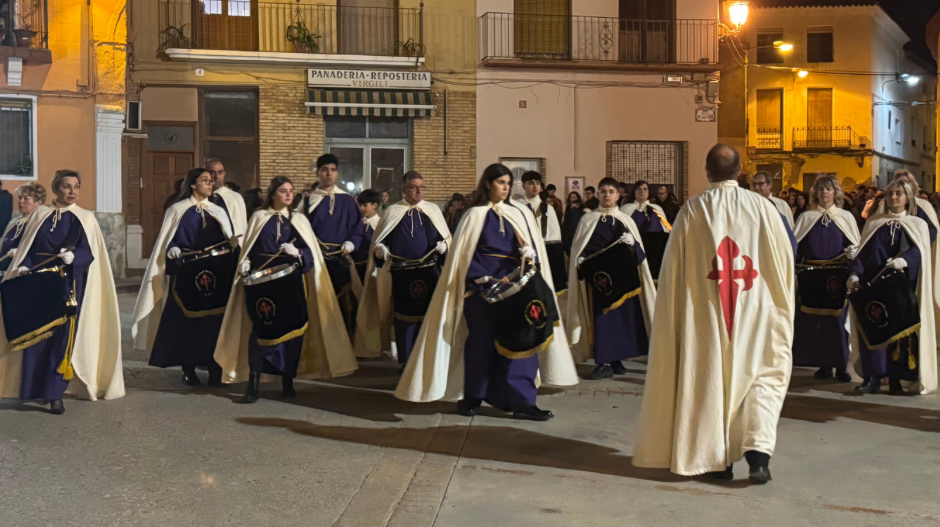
256;322;309;347
495;333;555;360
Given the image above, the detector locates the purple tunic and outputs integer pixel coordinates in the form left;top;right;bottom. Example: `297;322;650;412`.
246;214;314;376
17;210;92;400
0;219;26;273
582;219;649;364
629;206;666;234
792;218;851;369
847;223;922;380
383;209;445;365
149;206;228;369
463;208;538;411
352;219;375;283
305;193;365;334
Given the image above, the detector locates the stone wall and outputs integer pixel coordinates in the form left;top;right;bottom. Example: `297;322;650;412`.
414;90;477;201
259;85;325;188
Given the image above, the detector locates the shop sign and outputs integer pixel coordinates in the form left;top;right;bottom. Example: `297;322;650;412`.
307;69;431;90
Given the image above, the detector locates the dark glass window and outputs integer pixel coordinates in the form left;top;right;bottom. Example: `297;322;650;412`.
807;31;833;63
201;90;258;190
325;116;409;139
756;31;784;64
0;98;33;177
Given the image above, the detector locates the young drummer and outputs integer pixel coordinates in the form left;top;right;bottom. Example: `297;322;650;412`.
354;189;382;284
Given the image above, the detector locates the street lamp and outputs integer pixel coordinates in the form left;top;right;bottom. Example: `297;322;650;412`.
797;69;809;78
727;1;750;29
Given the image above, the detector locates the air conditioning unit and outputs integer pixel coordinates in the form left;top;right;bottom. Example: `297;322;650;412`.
126;101;142;131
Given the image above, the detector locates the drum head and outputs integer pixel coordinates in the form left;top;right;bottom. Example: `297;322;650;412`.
242;263;298;287
848;271;920;348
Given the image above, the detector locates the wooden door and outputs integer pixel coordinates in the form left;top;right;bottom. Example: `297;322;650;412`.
514;0;569;58
142;152;193;258
756;89;783;149
807;88;833;146
194;0;257;51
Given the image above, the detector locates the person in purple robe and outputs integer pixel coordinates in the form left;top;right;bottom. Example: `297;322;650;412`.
302;153;366;336
8;172;91;414
148;168;232;386
354;189;381;283
372;172;448;367
456;164;553;421
239;177;314;403
848;180;926;396
1;182;46;274
792;175;860;382
619;180;671;234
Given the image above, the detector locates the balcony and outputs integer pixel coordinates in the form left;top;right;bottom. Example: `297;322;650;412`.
1;0;51;67
793;127;866;150
478;13;718;71
157;1;423;67
756;128;782;150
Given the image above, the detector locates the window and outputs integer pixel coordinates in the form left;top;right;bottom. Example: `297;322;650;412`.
324;115;411;200
514;0;570;58
606;141;684;200
201;90;258;191
0;95;36;178
756;89;783;149
806;28;833;63
756;31;784;64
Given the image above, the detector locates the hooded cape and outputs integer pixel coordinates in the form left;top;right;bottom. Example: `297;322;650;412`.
213;209;358;381
131;197;233;350
394;201;579;402
355;200;452;358
0;204;124;400
633;180;795;476
566;208;658;363
215;186;248;241
619;201;673;232
848;212;937;394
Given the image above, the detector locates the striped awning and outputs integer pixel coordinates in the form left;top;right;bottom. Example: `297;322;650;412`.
306;90;435;117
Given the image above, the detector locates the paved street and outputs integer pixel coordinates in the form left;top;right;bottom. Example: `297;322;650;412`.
2;293;940;527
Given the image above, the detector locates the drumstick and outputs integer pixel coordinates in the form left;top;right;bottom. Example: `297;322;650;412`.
257;238;298;273
180;234;244;257
388;247;438;264
26;246;76;273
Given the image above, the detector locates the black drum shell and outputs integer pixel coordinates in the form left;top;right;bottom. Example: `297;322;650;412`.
390;263;439;320
322;254;351;296
640;232;670;281
0;269;68;344
797;265;849;312
545;242;568;292
244;267;309;344
173;250;239;316
578;242;641;312
848;270;920;348
491;269;560;358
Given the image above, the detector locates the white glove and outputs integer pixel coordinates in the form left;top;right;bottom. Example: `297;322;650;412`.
846;275;860;292
8;266;29;279
239;260;251;275
342;241;355;255
844;245;859;261
520;246;536;260
280;243;300;258
374;243;390;261
887;258;908;270
577;257;585;266
435;241;447;255
58;249;74;265
167;247;181;260
620;233;636;246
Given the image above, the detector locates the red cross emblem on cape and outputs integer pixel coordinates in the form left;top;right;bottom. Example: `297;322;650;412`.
707;237;759;338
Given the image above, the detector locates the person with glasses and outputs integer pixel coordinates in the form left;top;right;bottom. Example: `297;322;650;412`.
206;158;247;241
751;171;795;229
356;171;451;367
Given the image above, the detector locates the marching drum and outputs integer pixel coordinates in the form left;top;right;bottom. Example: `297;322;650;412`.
545;241;568;292
389;253;440;321
172;245;239;317
640;232;670;281
242;262;309;345
0;266;71;350
578;240;642;314
848;270;920;349
322;253;351;295
478;261;559;358
797;264;848;314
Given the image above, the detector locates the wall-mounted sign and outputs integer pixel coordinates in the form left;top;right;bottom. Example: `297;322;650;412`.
566;176;586;198
695;107;717;122
307;69;431;90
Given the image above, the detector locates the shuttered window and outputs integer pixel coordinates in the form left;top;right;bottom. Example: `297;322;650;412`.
514;0;570;58
807;28;833;63
0;97;35;177
756;89;783;149
756;30;784;64
807;88;833;128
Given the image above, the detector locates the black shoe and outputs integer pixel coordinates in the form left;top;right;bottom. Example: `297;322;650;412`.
708;465;734;480
513;406;554;422
456;399;480;417
282;376;296;398
814;368;833;380
745;451;772;484
855;377;880;394
589;364;614;380
181;367;201;386
49;400;65;415
242;370;261;404
610;361;627;375
888;377;904;396
835;369;853;383
207;364;223;387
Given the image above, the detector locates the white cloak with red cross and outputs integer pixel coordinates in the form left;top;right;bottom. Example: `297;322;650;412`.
632;179;795;476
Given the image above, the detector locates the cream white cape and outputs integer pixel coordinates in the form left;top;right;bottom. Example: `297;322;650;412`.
566;208;657;363
633;180;795;476
519;195;562;242
214;209;358;381
769;196;795;229
848;213;937;394
215;186;247;242
619;201;673;232
0;204;124;400
394;201;579;402
792;206;860;246
303;188;363;298
131;198;233;350
355;200;452;358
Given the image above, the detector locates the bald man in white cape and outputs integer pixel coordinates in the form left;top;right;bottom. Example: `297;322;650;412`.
634;153;795;483
395;200;578;406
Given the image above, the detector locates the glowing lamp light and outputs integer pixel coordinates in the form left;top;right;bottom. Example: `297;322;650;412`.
797;70;809;78
345;182;356;191
906;75;920;85
776;42;794;52
727;1;749;28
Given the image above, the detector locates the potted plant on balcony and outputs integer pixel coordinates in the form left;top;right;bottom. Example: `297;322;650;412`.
13;0;41;48
395;38;425;57
157;24;192;53
286;21;320;54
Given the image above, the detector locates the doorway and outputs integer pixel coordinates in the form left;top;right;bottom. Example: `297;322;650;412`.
338;0;398;56
324;116;411;201
619;0;674;63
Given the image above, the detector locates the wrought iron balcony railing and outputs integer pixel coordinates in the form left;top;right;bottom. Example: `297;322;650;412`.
793;126;863;149
158;0;422;57
1;0;49;50
756;128;782;150
478;13;717;65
